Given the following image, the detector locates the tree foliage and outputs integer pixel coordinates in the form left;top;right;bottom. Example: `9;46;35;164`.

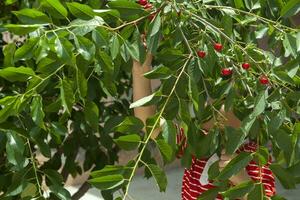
0;0;299;199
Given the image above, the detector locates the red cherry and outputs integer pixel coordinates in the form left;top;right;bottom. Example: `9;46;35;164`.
197;51;206;58
138;0;148;6
144;3;153;9
214;43;223;52
242;62;250;70
259;75;269;85
221;68;232;76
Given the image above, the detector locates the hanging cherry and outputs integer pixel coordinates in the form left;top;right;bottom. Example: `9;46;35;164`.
144;3;153;9
242;62;250;70
214;43;223;52
197;51;206;58
221;68;232;76
259;75;269;85
138;0;148;6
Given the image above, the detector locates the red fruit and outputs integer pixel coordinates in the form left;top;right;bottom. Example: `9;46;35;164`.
144;3;153;9
259;75;269;85
221;68;232;76
197;51;206;58
138;0;148;6
214;43;223;52
242;62;250;70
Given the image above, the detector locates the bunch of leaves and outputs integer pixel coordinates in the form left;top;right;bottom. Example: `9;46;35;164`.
0;0;299;200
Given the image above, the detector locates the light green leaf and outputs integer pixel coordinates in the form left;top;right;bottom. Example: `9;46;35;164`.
84;101;99;131
222;181;254;199
12;8;51;24
143;65;172;79
110;34;120;60
149;14;161;37
71;16;105;36
41;0;68;19
14;37;39;61
30;95;45;128
156;139;173;162
91;165;131;178
162;120;177;149
113;134;141;150
283;33;298;58
20;183;37;198
0;66;35;82
217;152;253;180
281;0;300;17
89;174;124;190
60;79;74;114
129;91;161;108
54;37;74;63
49;185;71;200
108;0;145;19
146;164;167;192
252;90;266;117
66;2;95;20
74;35;95;61
3;43;16;67
4;24;41;35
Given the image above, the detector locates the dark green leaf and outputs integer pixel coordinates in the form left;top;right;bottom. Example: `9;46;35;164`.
270;164;296;189
197;187;220;200
225;126;245;154
49;185;71;200
281;0;300;17
110;34;120;60
6;131;25;168
4;24;41;35
156;139;173;162
247;183;264;200
222;181;254;199
54;37;74;64
143;65;172;79
162;120;177;149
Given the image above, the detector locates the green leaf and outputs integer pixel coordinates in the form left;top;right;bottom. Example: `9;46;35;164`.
99;50;114;76
247;183;264;200
15;37;39;61
270;164;296;189
252;90;266;117
91;165;131;178
156;139;173;162
162;120;177;149
49;185;71;200
241;115;256;134
44;169;64;186
113;134;141;150
283;33;298;58
84;101;99;131
71;17;105;36
234;0;245;9
41;0;68;19
0;96;20;123
108;0;145;19
129;91;161;108
225;126;245;154
143;65;172;79
3;43;16;67
115;116;144;133
197;187;220;200
146;164;167;192
280;0;300;17
66;2;95;20
30;127;51;158
0;66;35;82
60;79;74;114
110;34;120;60
222;181;254;199
4;24;41;35
20;183;37;198
54;37;74;64
217;152;253;180
149;14;161;37
92;27;109;47
30;95;45;128
89;174;124;190
12;8;51;24
74;35;95;61
6;131;25;168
